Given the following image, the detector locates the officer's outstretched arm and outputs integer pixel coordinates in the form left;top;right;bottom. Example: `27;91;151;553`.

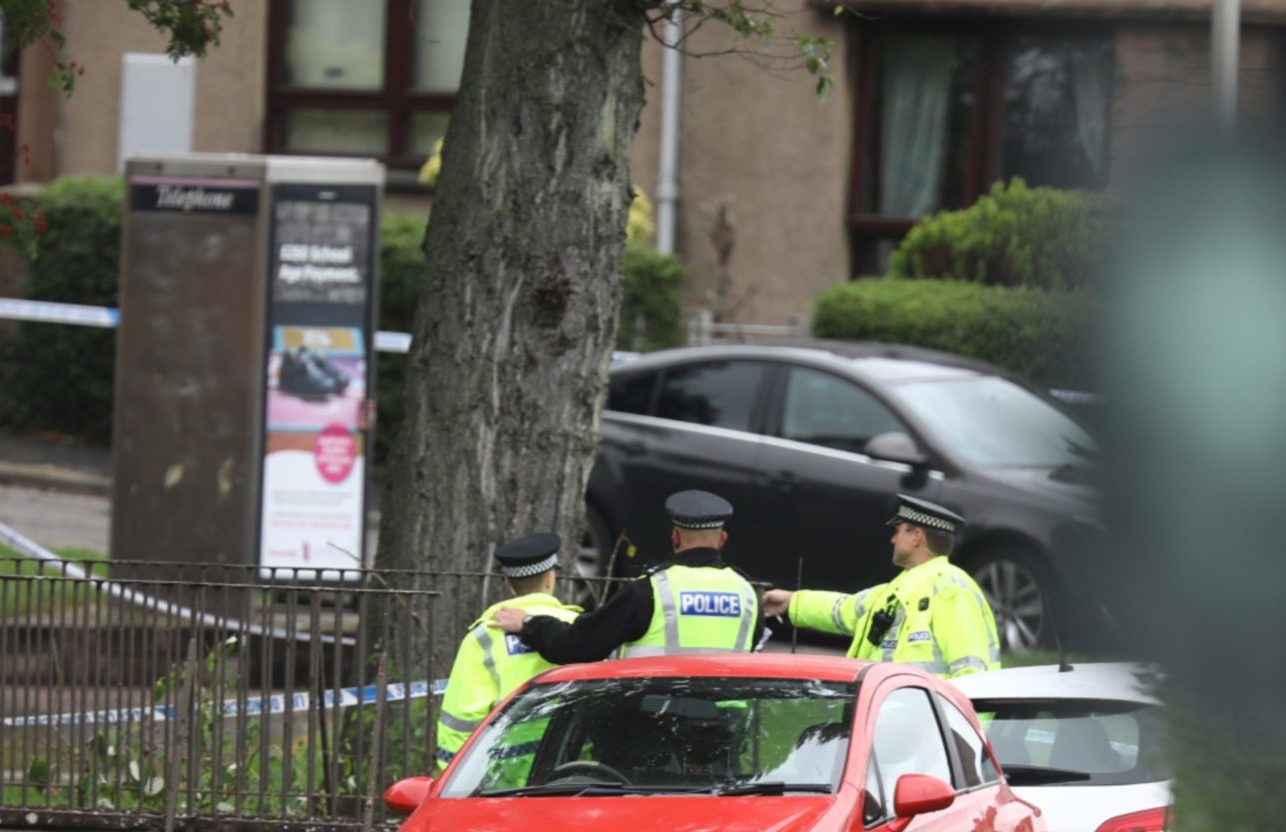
787;588;875;636
435;630;500;768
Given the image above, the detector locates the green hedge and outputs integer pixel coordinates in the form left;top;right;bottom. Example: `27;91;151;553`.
617;242;685;352
811;278;1094;389
374;214;428;467
0;178;124;444
890;179;1110;291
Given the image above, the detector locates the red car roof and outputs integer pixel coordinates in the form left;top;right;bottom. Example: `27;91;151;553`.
533;654;876;684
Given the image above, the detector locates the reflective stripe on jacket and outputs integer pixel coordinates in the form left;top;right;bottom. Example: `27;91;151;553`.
619;564;759;658
435;593;579;765
788;557;1000;678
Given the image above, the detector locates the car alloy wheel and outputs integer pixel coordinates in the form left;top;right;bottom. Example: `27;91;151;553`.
972;557;1047;653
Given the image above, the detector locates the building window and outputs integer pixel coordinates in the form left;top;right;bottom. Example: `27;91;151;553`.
0;17;19;186
265;0;469;178
849;21;1114;273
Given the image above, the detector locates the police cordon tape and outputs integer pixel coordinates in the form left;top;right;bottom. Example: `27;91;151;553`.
0;520;356;646
0;298;119;328
1;678;450;728
0;299;411;353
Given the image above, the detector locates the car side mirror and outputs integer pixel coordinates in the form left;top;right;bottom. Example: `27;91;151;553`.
885;774;956;832
864;432;927;467
383;776;434;816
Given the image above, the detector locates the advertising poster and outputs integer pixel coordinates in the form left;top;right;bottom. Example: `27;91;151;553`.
258;184;377;580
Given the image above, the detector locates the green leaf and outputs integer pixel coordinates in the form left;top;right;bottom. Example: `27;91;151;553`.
27;757;50;791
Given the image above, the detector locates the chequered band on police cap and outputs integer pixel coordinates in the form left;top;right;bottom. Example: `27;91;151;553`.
501;553;558;578
897;506;957;531
673;519;726;530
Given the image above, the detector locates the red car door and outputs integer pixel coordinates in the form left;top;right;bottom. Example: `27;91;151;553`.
858;678;1043;832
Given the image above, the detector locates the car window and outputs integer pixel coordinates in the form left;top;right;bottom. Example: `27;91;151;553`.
606;370;657;415
886;376;1098;469
654;361;766;432
870;688;952;792
781;367;905;454
440;676;856;797
938;695;1000;787
972;698;1169;786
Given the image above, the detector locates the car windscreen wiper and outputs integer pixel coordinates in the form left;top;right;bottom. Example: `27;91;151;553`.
1001;764;1093;785
474;782;711;798
714;782;834;796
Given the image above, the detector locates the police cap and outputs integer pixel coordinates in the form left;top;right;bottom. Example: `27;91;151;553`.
494;532;560;578
885;494;965;533
665;490;733;530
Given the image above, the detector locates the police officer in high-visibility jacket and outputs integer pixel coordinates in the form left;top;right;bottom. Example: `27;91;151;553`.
762;495;1000;678
491;490;763;662
434;533;580;771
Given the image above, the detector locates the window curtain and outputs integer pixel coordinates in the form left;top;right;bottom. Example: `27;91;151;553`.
1069;43;1113;183
878;35;958;217
287;0;386;89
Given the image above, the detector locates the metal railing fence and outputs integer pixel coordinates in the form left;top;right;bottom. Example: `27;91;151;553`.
0;558;623;832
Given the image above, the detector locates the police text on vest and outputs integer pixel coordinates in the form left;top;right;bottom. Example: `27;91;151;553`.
678;591;742;617
504;634;533;655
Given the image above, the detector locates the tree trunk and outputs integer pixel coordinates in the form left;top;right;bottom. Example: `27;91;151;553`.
378;0;648;667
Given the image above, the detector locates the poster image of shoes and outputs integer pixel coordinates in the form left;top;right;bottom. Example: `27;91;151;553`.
267;326;366;431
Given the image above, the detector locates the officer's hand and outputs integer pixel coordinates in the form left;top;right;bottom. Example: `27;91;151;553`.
761;589;793;618
491;606;526;633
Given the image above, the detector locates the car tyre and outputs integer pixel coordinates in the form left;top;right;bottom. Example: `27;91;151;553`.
965;544;1061;655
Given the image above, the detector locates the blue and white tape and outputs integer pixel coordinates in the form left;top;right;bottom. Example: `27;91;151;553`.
373;330;412;354
0;299;411;352
2;678;449;727
0;295;119;329
0;298;119;329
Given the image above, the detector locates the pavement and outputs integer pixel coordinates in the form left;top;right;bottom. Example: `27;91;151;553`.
0;430;110;497
0;431;112;552
0;430;392;560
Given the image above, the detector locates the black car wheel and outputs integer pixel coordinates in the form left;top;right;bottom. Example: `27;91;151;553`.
968;546;1057;654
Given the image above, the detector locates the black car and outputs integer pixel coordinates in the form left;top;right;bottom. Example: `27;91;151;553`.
584;341;1104;652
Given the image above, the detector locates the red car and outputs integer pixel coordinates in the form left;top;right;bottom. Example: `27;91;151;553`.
385;655;1046;832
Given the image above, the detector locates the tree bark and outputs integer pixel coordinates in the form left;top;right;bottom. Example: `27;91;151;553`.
378;0;649;666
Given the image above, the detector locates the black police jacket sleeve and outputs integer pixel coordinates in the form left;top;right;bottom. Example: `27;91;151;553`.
520;580;654;664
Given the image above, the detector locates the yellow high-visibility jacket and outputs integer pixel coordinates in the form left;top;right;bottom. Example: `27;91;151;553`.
619;563;760;658
788;557;1000;678
435;593;580;767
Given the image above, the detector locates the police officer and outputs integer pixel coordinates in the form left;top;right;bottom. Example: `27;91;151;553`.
491;489;763;662
434;532;580;770
761;494;1000;678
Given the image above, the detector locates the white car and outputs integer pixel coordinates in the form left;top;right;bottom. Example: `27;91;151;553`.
952;663;1171;832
